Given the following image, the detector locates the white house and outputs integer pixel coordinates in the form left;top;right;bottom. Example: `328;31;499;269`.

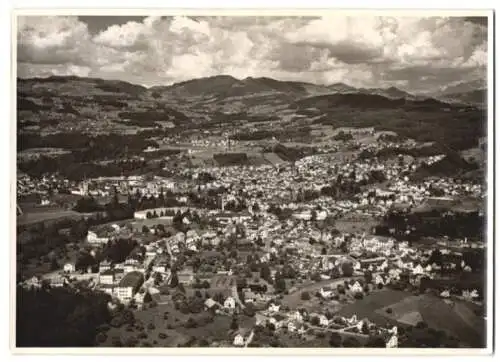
440;290;451;298
289;311;303;323
255;314;267;326
99;260;112;273
378;260;389;271
268;316;286;329
388;268;401;280
319;315;329;327
350;281;363;294
99;270;114;285
386;335;398;348
204;298;217;310
63;263;75;273
233;334;244;347
268;303;280;313
356;320;364;333
224;296;236;311
346;314;358;325
319;287;333;299
462;289;479;301
413;264;424;275
374;274;385;285
152;264;167;273
114;286;134;303
87;231;109;244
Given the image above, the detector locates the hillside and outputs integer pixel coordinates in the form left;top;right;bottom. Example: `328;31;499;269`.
437;79;486;96
293;93;484;150
18;76;147;99
440;89;486;108
17;74;486;153
292;93;453;111
17;76;193;134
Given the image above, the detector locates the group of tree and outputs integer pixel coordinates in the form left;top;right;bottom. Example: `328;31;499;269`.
16;286;112;347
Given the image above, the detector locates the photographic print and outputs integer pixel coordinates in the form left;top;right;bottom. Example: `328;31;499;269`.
13;10;491;352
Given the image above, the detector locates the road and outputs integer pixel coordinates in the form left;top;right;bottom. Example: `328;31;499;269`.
243;330;254;348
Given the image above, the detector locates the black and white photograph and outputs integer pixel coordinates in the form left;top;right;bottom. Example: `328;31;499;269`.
12;10;492;352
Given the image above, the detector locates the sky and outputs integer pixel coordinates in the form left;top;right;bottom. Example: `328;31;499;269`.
16;15;488;93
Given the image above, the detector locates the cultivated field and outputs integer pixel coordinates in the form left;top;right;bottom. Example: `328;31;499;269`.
17;209;83;226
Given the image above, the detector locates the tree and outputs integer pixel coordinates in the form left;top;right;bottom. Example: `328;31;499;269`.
364;270;373;284
274;274;286;293
342;337;361;348
252;202;260;213
185;318;197;328
341;262;354;277
354;292;364;300
361;321;369;334
50;258;60;271
142;225;150;234
365;335;386;347
310;209;317;222
170;273;179;288
329;332;342;347
311;272;322;282
301;291;311;301
260;264;271;281
428;248;443;268
230;317;238;330
70;219;89;240
95;332;108;345
310;316;320;326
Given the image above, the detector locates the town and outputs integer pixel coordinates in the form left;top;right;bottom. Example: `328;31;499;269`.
17;126;486;349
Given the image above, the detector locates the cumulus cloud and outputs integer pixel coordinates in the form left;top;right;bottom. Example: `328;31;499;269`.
16;14;488;93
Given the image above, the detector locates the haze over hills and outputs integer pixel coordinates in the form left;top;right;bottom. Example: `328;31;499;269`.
437;79;487;96
428;79;487;108
438;89;486;108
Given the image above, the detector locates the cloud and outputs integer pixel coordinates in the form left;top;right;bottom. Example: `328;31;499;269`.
16;15;488;93
17;16;93;66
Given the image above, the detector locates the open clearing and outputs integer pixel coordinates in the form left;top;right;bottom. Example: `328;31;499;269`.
17;209;83;226
336;290;485;347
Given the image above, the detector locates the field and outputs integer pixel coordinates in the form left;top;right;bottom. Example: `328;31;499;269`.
211;275;236;289
17;209;83;226
337;289;485;347
263;152;287;166
335;215;379;234
282;277;355;310
336;289;411;326
100;301;255;347
460;147;484;163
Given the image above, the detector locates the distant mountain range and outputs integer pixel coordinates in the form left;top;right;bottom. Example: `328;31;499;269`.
16;74;486;158
16;74;486;131
18;74;486;108
430;79;487;107
149;74;425;101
